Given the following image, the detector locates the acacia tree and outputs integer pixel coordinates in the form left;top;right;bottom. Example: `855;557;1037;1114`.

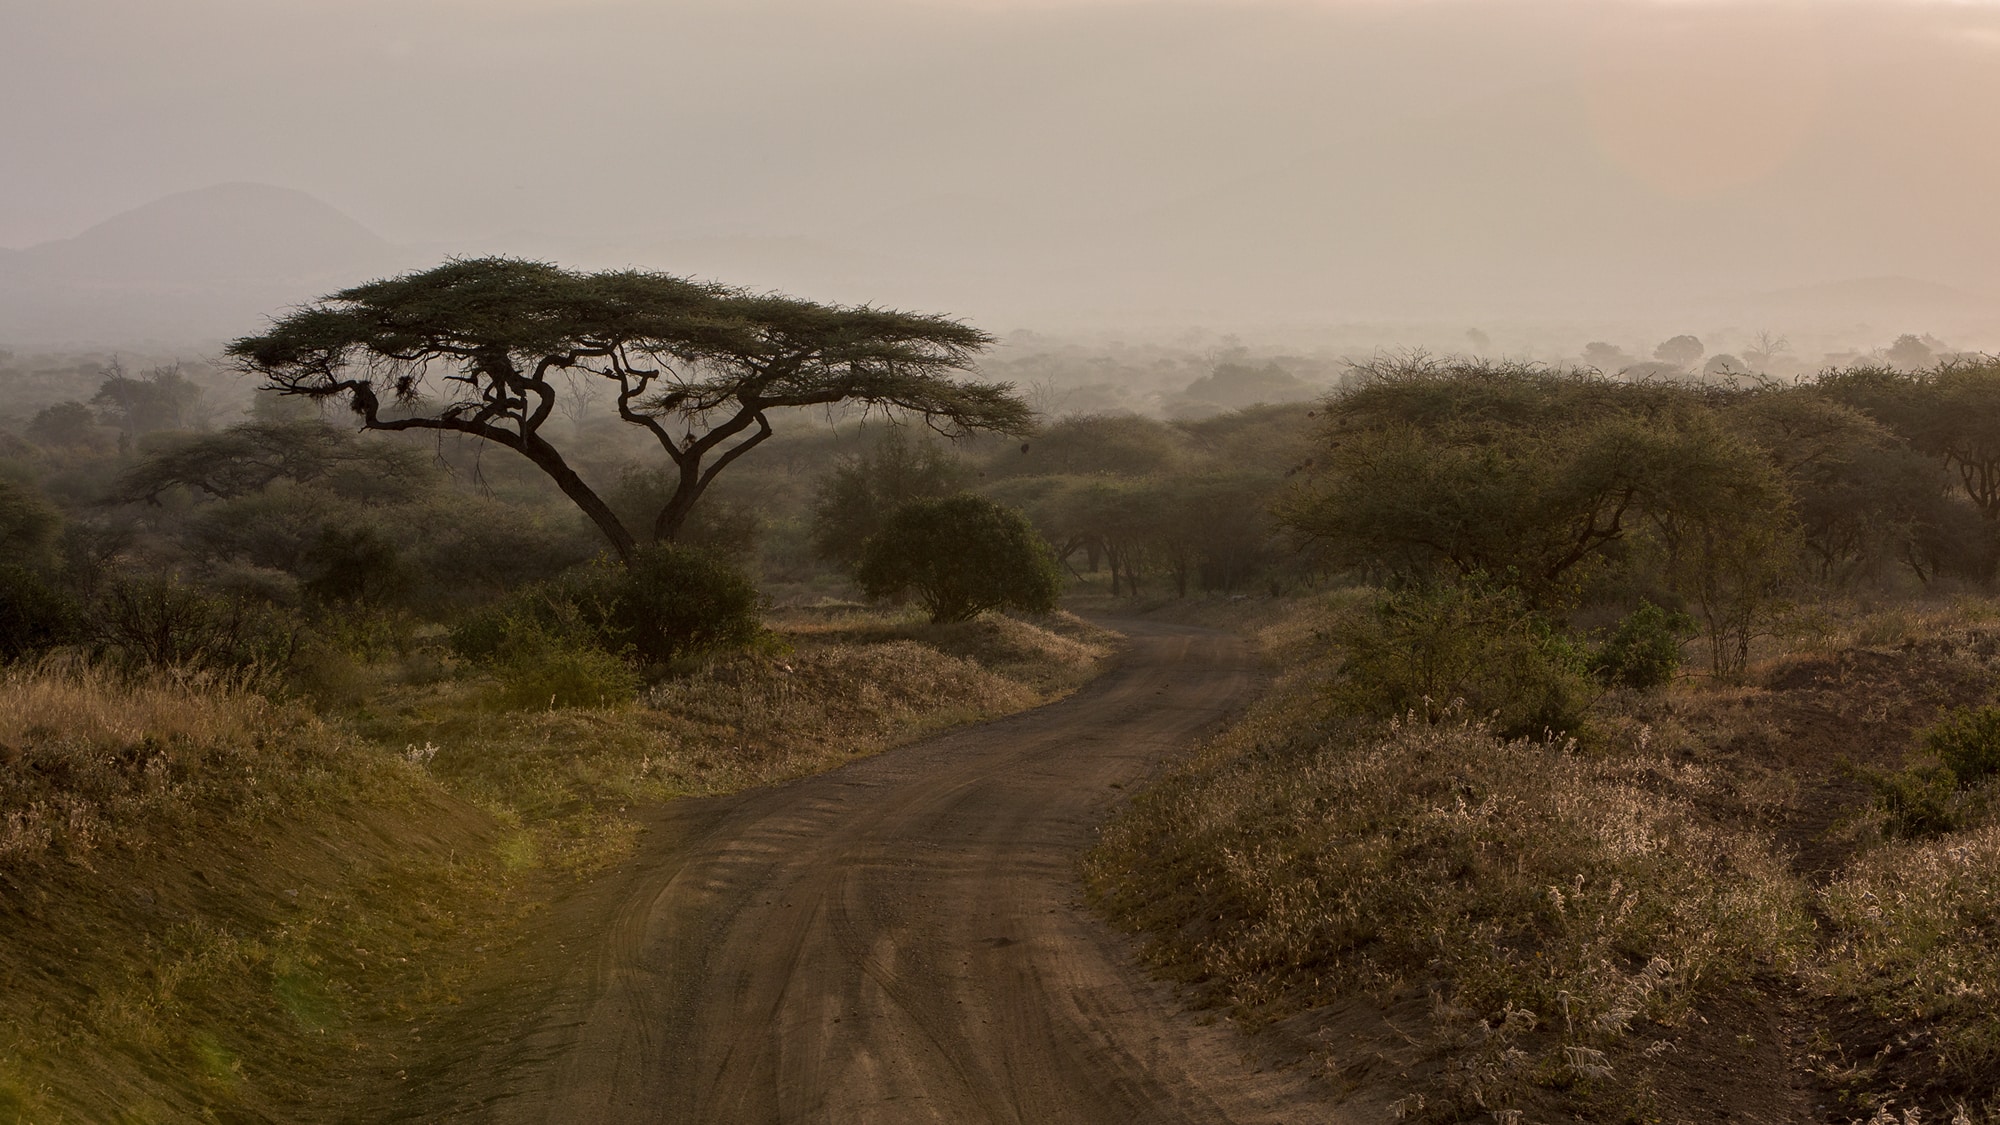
227;258;1032;562
1278;359;1791;609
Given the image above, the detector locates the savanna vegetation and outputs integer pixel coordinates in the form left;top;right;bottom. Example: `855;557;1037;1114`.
1089;355;2000;1122
0;260;1173;1121
11;269;1998;1124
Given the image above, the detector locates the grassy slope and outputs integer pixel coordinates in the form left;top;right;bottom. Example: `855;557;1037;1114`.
1087;596;2000;1124
0;611;1113;1123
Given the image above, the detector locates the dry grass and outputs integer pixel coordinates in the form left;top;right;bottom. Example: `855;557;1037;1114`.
356;610;1113;869
0;660;352;865
1087;622;1808;1118
1815;817;2000;1118
1091;592;2000;1121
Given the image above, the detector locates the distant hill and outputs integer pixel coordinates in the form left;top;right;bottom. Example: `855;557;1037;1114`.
0;183;400;346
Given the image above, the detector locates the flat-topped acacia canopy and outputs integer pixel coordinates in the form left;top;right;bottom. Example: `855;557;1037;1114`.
227;258;1031;561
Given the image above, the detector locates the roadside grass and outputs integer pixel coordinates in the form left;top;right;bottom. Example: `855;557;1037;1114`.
0;608;1114;1121
1088;592;2000;1122
354;608;1115;869
0;661;518;1124
1086;605;1810;1120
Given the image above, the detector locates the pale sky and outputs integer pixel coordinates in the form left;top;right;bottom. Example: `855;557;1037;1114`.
5;0;2000;334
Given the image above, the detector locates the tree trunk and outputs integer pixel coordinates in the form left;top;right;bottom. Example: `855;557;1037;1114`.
521;435;639;562
654;456;707;544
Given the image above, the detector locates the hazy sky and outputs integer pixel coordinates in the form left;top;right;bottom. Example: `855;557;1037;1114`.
6;0;2000;333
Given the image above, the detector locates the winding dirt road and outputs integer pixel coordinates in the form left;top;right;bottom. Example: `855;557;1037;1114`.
472;620;1345;1124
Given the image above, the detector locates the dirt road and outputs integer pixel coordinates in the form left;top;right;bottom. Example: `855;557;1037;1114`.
471;620;1343;1124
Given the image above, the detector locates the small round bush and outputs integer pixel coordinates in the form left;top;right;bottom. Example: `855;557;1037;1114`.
856;494;1063;624
1591;601;1694;690
603;545;763;663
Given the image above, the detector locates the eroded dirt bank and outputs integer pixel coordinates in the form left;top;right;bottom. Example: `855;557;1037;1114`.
413;619;1346;1125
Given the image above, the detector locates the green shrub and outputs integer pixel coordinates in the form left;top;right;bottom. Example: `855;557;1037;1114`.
0;566;80;663
856;494;1063;624
1864;763;1964;839
1590;601;1694;690
450;545;762;668
1922;705;2000;788
1857;706;2000;839
1331;581;1594;739
605;545;763;663
487;623;641;711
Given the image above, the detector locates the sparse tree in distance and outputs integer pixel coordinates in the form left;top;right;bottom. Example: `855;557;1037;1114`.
91;361;208;438
1886;333;1936;371
1654;334;1705;369
1744;330;1790;371
856;494;1063;623
1581;341;1631;372
228;258;1032;562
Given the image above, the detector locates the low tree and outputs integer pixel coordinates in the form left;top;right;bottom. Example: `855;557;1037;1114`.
1281;361;1752;606
228;258;1032;562
1821;360;2000;521
91;362;208;438
809;427;965;573
1280;359;1798;622
25;402;104;449
0;565;78;663
0;479;63;567
1636;419;1799;676
856;494;1063;623
1701;353;1748;379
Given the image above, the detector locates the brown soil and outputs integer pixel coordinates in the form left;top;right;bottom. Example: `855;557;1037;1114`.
389;620;1355;1124
1614;630;2000;1124
1750;637;2000;879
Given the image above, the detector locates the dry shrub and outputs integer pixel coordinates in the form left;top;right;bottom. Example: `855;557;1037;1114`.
0;661;345;865
783;609;1115;694
651;639;1033;727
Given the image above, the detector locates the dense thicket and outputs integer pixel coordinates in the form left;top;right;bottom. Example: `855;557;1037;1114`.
1278;356;2000;677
